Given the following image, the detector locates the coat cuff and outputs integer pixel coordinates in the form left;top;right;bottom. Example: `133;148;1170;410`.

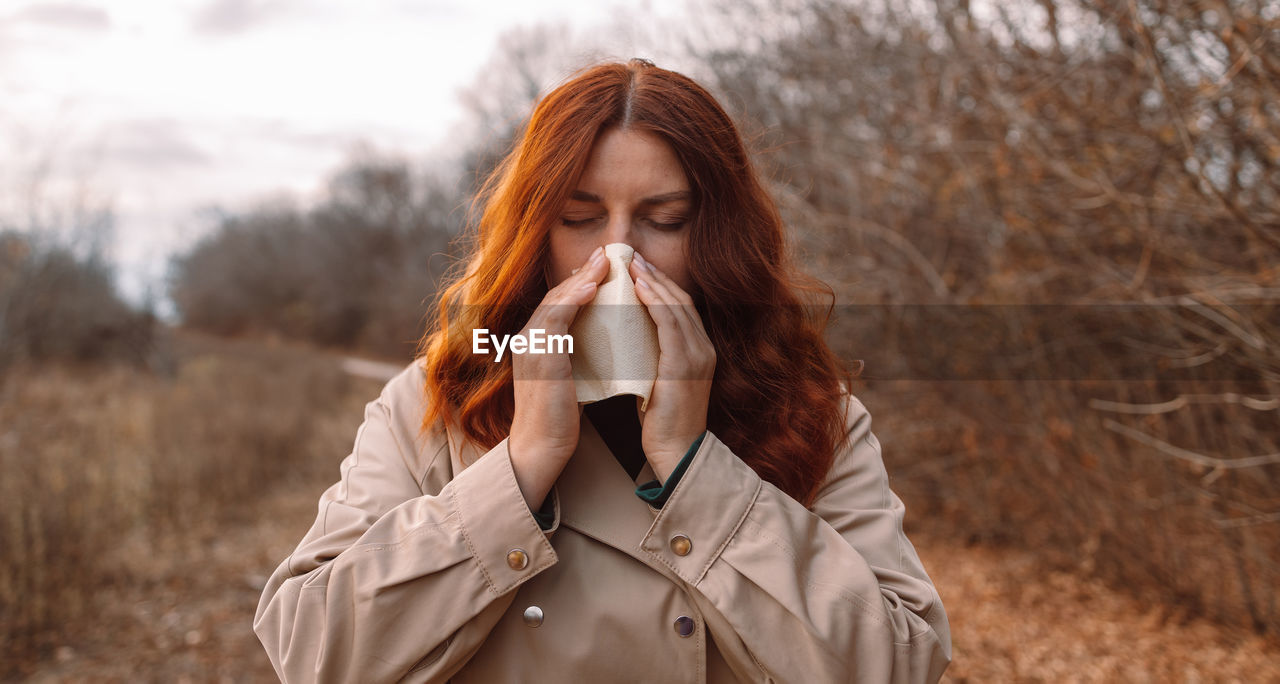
450;437;559;596
634;431;705;507
638;430;761;586
530;486;561;533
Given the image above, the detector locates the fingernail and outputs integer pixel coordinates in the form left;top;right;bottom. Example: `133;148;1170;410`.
571;267;581;275
580;281;597;291
636;277;650;289
636;252;654;273
591;246;604;259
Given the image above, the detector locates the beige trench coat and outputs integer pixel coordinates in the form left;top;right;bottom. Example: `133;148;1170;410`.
254;361;953;683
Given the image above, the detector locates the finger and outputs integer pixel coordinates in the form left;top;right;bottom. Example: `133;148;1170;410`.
634;273;683;329
551;247;608;303
635;274;702;374
530;247;608;331
632;256;715;376
576;246;609;284
632;261;704;344
632;252;694;306
630;253;707;341
569;244;608;277
528;282;594;331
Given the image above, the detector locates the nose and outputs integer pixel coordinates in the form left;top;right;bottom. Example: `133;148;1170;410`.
601;214;634;251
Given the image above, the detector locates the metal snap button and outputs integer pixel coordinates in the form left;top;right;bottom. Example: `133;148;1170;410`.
507;548;529;570
670;534;692;556
674;615;695;638
523;606;544;627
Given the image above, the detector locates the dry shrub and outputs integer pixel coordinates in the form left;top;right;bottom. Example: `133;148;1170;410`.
0;230;158;369
169;154;459;360
697;0;1279;633
0;331;381;675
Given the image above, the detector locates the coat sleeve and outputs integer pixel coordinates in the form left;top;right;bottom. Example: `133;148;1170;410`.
253;372;561;684
637;391;952;683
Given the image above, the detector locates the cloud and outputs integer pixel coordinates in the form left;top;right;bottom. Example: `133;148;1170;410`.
9;3;111;31
387;0;469;21
190;0;289;35
105;119;213;168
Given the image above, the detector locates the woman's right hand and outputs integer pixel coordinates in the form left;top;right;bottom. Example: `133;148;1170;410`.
508;245;609;511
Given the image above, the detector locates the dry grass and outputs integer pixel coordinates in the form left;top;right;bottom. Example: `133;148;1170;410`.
851;377;1280;639
0;330;384;679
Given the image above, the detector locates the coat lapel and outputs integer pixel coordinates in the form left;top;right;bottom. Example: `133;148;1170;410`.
555;413;676;577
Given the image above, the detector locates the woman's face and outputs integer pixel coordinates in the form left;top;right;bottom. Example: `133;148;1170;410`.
547;126;695;293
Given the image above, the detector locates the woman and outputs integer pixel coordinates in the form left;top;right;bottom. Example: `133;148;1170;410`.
254;59;952;683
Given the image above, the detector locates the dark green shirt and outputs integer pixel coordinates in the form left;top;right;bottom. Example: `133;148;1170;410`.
530;394;705;529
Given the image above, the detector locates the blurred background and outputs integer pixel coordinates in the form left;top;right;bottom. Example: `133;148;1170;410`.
2;0;1277;680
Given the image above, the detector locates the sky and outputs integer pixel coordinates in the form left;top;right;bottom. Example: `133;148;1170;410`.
0;0;691;309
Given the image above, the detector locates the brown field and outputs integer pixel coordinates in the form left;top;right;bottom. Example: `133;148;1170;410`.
2;331;1276;682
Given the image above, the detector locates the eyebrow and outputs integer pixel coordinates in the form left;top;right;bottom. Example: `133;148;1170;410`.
568;190;692;205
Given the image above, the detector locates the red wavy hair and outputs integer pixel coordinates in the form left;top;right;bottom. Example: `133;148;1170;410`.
418;59;853;506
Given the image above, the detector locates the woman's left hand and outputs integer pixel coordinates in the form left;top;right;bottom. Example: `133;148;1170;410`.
629;251;716;484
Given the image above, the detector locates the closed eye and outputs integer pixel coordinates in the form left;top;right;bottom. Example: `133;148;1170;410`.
561;216;603;227
645;218;686;230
